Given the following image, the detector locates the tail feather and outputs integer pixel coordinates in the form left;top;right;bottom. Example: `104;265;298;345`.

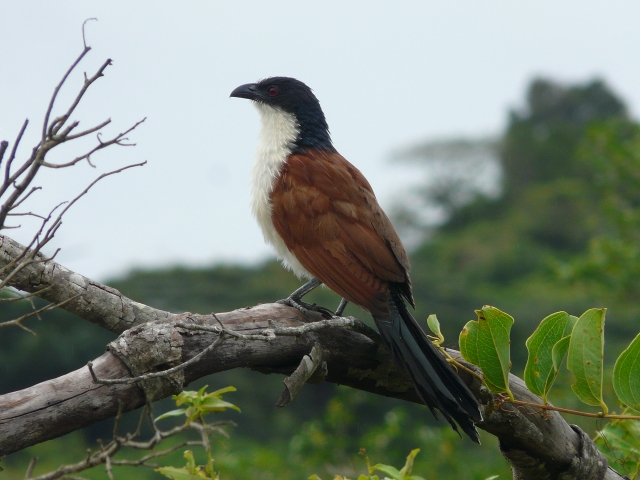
373;287;482;443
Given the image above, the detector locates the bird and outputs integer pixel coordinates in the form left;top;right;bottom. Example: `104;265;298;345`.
230;77;482;442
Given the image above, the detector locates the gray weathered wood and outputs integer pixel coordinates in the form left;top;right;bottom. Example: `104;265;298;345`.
0;235;624;479
0;234;170;333
0;305;621;479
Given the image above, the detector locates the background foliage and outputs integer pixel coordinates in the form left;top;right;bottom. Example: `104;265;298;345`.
3;76;640;478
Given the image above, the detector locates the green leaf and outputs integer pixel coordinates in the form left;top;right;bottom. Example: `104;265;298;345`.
398;448;421;479
459;321;481;365
400;448;424;480
174;390;199;407
523;312;575;402
184;450;198;473
155;466;208;480
155;408;188;422
600;423;636;451
549;335;571;391
371;449;425;480
459;306;514;400
426;315;445;345
612;333;640;411
200;395;241;413
596;420;640;475
209;386;237;396
567;308;608;413
370;464;402;480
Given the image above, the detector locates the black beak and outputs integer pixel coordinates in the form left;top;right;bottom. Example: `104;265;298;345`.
230;83;259;100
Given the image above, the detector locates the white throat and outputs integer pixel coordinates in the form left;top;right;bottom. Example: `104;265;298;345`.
250;103;311;278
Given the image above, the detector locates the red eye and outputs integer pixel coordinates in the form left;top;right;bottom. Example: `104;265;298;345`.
268;86;279;96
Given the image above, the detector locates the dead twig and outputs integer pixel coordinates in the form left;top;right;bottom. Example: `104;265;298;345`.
0;285;53;303
276;343;326;407
0;294;81;334
0;22;145;337
87;336;222;386
25;399;219;480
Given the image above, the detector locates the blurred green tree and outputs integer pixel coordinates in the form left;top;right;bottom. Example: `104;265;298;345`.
395;78;638;356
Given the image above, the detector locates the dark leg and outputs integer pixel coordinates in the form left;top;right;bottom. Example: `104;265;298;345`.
334;298;348;317
277;278;334;317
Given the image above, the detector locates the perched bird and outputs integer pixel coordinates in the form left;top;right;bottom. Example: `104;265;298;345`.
230;77;482;442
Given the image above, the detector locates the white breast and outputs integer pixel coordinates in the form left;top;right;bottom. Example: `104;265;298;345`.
251;103;312;279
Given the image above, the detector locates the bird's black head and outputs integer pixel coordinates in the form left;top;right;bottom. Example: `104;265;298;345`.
230;77;335;152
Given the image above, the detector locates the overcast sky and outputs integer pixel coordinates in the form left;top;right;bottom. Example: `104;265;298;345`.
1;2;639;282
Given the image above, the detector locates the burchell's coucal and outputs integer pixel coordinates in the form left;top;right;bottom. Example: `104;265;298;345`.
230;77;482;442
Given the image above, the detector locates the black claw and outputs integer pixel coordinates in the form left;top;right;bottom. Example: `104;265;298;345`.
277;297;333;318
277;279;333;318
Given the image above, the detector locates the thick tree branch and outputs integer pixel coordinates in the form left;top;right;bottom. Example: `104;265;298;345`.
0;236;623;479
0;234;170;333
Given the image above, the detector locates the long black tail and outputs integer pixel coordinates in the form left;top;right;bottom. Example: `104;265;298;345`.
373;287;482;443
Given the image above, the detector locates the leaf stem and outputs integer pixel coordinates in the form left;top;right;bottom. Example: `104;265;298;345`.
509;399;640;420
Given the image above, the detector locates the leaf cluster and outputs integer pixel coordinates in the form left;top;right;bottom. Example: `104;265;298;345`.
431;306;640;477
155;386;240;480
156;386;241;425
452;306;640;413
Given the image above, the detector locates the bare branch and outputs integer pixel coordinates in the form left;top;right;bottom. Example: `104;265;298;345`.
0;293;80;334
0;159;144;315
42;118;145;169
9;186;42;212
110;440;201;467
0;55;119;227
42;48;92;143
0;119;29;199
176;319;277;341
276;343;326;407
0;141;8;167
65;118;111;141
82;18;97;50
0;31;146;336
51;120;79;140
43;161;146;241
25;401;215;480
0;201;68;287
24;457;38;479
6;212;46;220
0;285;53;302
87;316;373;387
50;57;112;139
175;315;380;344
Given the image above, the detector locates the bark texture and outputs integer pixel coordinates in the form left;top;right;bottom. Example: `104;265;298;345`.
0;235;626;479
0;234;169;333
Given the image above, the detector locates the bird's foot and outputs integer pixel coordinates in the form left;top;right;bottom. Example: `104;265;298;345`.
277;296;334;318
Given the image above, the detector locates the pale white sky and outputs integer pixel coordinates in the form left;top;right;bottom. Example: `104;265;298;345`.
1;1;639;282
